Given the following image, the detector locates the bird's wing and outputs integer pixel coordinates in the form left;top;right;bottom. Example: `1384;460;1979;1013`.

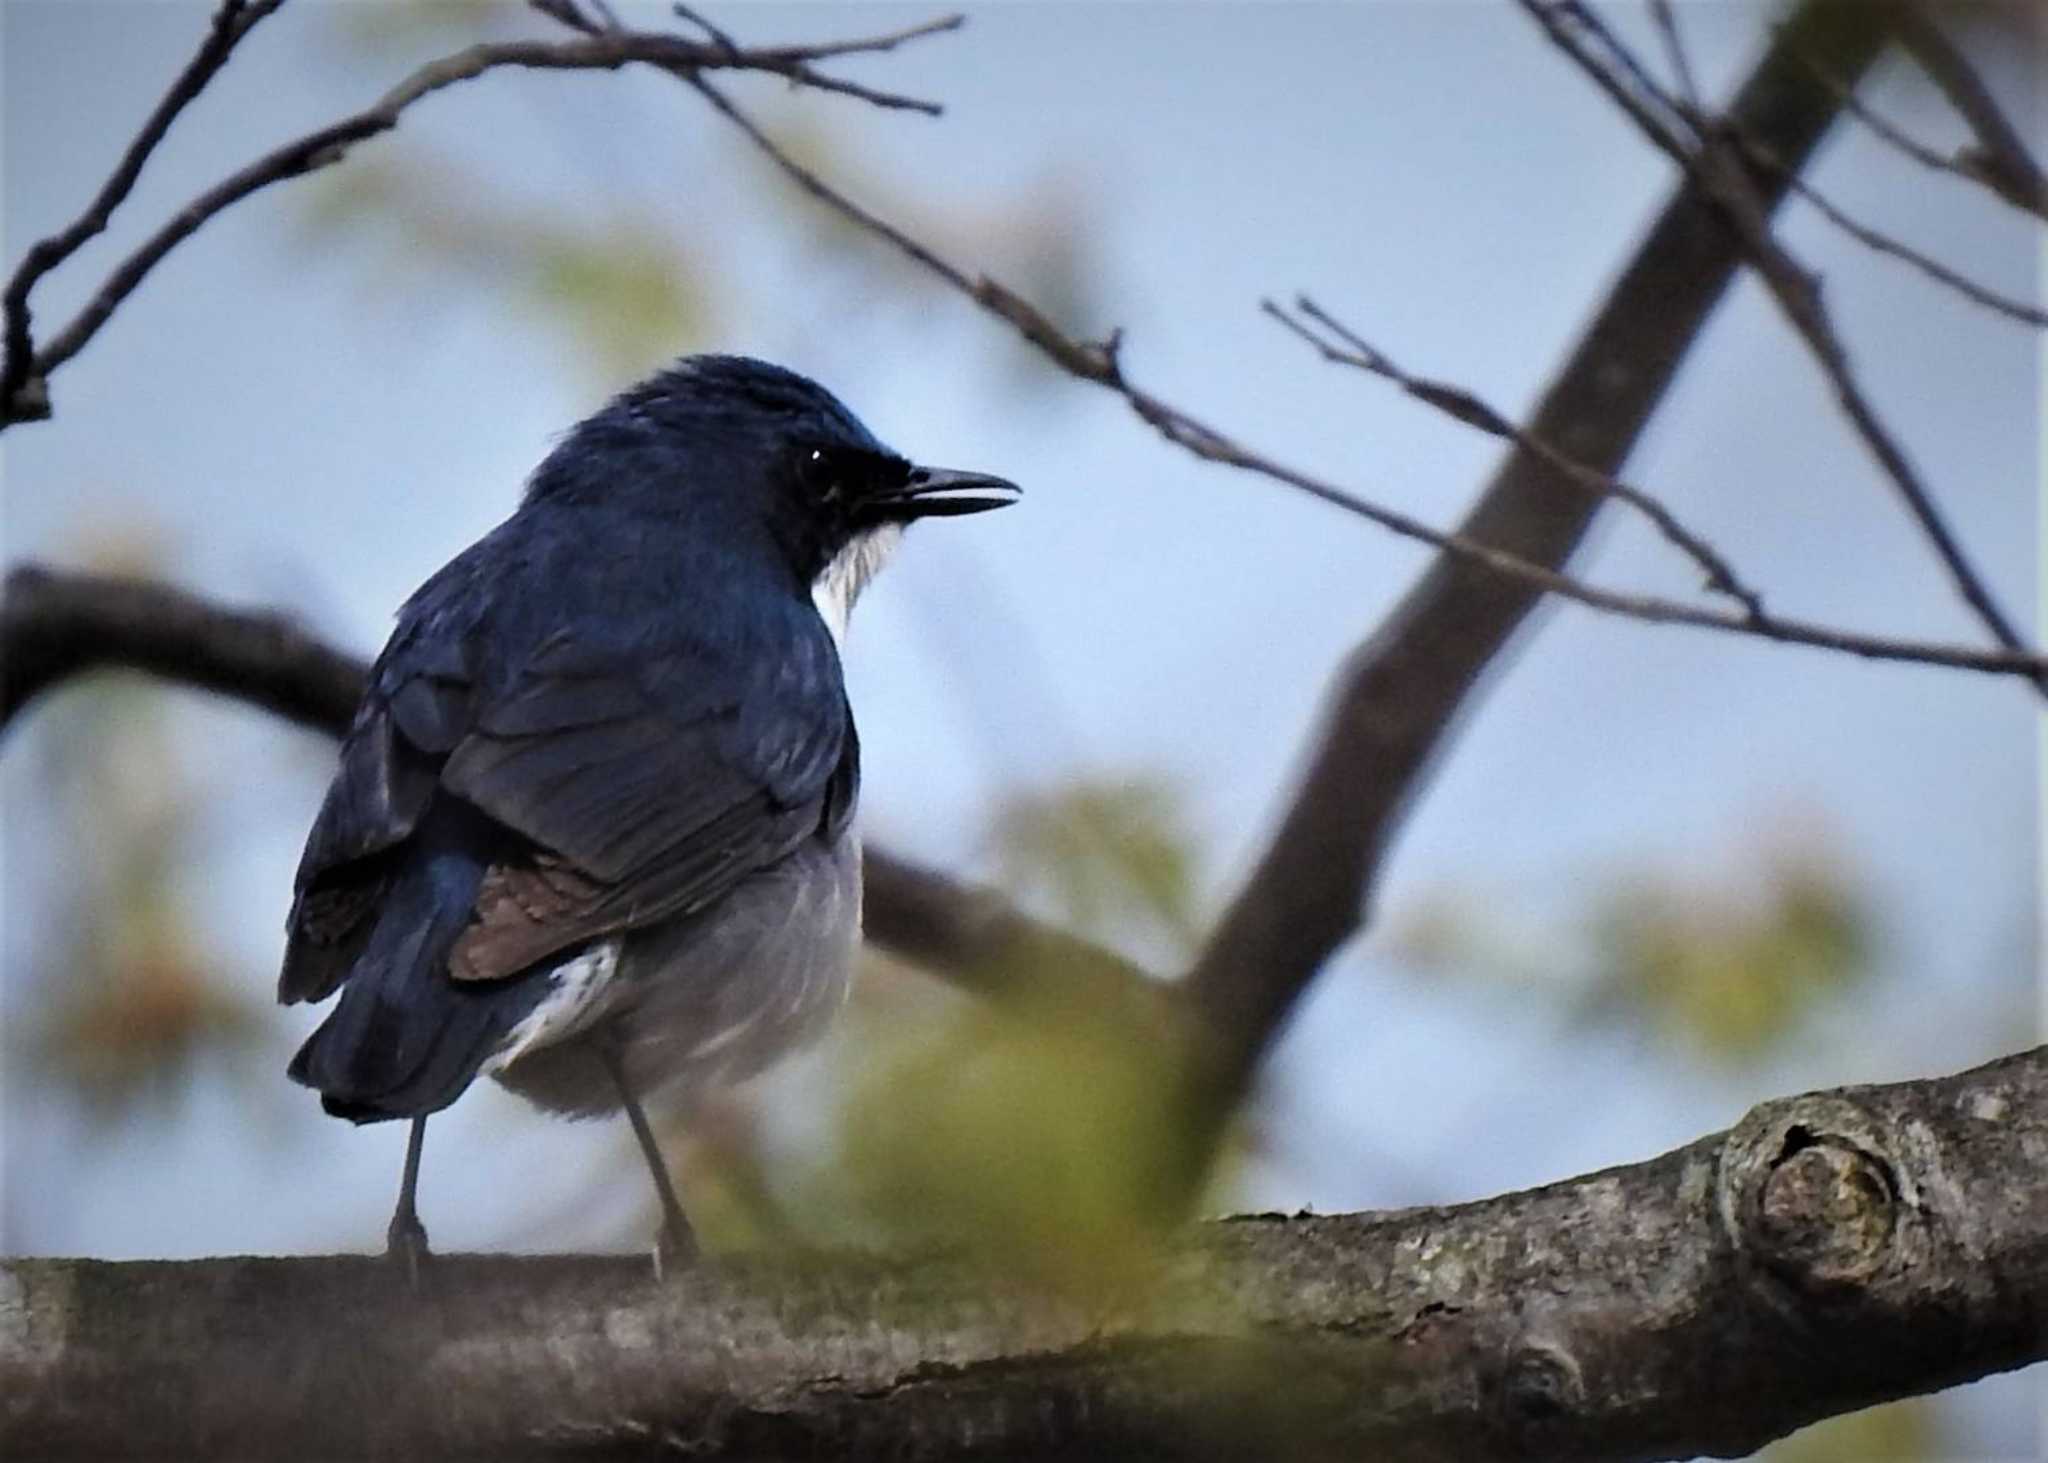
281;606;856;1002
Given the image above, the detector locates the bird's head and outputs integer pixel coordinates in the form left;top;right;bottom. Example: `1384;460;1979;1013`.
530;355;1019;640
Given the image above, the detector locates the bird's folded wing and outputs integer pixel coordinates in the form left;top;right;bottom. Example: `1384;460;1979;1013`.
282;616;856;1000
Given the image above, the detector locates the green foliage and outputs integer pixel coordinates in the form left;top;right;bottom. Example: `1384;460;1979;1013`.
642;773;1213;1280
988;774;1204;957
835;992;1192;1294
301;160;714;384
1391;823;1876;1066
13;570;270;1120
1588;851;1870;1062
306;3;1106;393
1765;1396;1938;1462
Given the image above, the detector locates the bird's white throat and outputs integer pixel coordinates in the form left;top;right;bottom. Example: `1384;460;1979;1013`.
811;523;903;650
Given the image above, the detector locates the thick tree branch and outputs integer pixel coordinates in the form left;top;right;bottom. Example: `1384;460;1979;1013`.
7;1046;2044;1460
0;563;1149;1009
0;564;363;735
1181;0;1896;1088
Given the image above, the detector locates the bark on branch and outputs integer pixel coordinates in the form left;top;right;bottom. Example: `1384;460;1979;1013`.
6;1046;2043;1461
0;562;1155;1010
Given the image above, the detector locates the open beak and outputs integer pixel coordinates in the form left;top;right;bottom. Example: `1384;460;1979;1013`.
876;465;1022;520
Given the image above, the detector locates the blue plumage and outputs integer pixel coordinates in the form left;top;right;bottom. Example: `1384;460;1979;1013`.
279;355;1018;1264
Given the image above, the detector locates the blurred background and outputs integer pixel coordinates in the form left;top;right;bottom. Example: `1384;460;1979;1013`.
2;3;2038;1457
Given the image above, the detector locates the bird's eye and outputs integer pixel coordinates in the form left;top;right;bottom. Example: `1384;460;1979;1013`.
800;446;842;502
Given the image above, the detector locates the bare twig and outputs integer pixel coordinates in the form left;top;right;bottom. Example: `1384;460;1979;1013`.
1521;0;2043;694
1262;296;1767;616
1892;5;2048;222
1762;163;2047;328
1648;0;1702;113
680;70;2044;684
3;12;964;427
1;0;287;420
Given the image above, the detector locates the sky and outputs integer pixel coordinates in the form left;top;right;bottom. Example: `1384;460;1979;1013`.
2;2;2040;1454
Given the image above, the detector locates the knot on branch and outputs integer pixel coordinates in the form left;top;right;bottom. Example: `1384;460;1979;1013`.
1719;1094;1906;1299
1485;1338;1586;1440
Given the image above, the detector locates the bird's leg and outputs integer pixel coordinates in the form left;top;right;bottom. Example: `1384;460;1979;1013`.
385;1116;431;1289
601;1043;699;1273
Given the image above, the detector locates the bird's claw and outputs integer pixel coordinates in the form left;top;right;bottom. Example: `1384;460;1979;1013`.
651;1218;699;1280
386;1211;432;1292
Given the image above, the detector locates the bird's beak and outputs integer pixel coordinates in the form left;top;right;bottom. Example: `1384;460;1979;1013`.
875;466;1022;521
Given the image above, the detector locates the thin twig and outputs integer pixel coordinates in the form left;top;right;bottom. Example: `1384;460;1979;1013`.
1648;0;1702;113
1749;149;2047;329
1521;0;2043;693
1;0;287;420
681;69;2043;684
1892;6;2048;223
1789;15;2046;224
1264;296;1767;616
7;14;963;423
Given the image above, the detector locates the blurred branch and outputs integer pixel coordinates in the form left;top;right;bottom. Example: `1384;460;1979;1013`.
1;564;363;736
1789;24;2047;224
0;6;962;427
0;0;286;422
1179;0;1895;1093
1754;159;2047;329
0;562;1148;1007
8;1046;2046;1460
1522;0;2043;693
1890;4;2048;222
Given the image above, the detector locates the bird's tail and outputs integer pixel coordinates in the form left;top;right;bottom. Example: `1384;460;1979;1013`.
288;817;547;1124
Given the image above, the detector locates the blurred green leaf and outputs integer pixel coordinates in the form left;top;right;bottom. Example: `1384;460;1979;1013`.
13;530;272;1120
1590;848;1870;1063
299;158;715;383
1764;1396;1938;1462
835;996;1190;1295
1389;821;1875;1066
988;773;1203;957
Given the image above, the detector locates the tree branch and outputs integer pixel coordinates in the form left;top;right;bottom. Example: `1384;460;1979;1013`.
1891;4;2048;222
1757;160;2047;329
676;45;2046;699
1;10;964;427
1261;296;1768;617
0;563;1150;1009
0;0;286;421
7;1045;2043;1460
1523;0;2044;693
0;563;363;735
1180;0;1898;1091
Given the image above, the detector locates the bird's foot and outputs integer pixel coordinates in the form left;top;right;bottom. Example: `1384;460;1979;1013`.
386;1210;432;1292
651;1216;700;1280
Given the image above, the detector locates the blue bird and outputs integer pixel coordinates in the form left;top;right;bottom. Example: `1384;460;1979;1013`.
279;355;1018;1270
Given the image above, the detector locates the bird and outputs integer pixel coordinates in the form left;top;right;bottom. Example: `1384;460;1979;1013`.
278;354;1019;1272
